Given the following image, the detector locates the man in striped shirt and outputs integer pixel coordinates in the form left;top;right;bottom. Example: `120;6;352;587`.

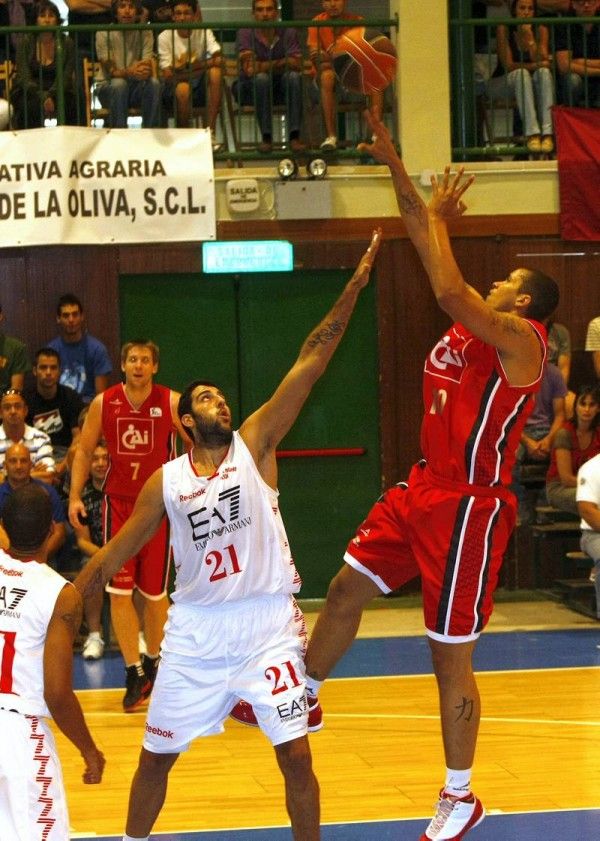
0;389;55;483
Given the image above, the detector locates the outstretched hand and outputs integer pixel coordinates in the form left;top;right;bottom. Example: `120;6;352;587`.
351;227;382;289
428;166;474;220
357;112;399;168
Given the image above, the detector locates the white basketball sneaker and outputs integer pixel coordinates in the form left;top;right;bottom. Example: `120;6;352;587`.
420;790;485;840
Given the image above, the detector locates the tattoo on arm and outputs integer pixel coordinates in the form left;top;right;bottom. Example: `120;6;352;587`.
307;319;345;348
81;566;104;599
61;604;83;637
399;190;426;223
454;696;474;722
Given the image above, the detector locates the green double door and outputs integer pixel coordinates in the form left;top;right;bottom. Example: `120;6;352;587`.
119;269;381;597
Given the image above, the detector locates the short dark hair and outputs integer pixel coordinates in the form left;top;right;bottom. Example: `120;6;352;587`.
511;0;538;14
111;0;144;19
34;347;61;365
178;379;221;442
2;484;52;552
57;293;83;316
172;0;197;10
252;0;278;10
519;269;560;323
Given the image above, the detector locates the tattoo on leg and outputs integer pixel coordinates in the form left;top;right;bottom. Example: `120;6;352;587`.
307;320;344;348
454;696;474;722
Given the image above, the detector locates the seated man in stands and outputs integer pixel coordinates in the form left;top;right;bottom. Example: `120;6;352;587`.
95;0;161;128
0;389;56;484
0;443;66;563
585;313;600;379
546;383;600;514
576;451;600;618
555;0;600;107
158;0;222;147
0;303;30;393
307;0;383;151
234;0;305;154
24;347;84;480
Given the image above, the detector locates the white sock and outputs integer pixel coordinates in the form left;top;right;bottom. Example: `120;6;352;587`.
444;767;472;797
123;835;149;841
87;631;102;641
305;676;322;697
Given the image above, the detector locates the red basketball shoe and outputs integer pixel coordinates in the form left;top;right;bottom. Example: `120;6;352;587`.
420;790;484;840
229;695;323;731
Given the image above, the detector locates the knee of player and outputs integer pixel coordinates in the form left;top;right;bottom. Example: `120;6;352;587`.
275;737;314;783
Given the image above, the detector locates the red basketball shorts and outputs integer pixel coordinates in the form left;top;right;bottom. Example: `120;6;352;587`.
103;495;171;598
344;463;516;642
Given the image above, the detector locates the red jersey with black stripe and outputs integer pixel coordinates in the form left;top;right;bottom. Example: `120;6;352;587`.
421;320;547;488
102;382;177;500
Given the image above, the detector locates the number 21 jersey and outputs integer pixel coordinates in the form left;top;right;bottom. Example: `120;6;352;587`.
162;431;301;607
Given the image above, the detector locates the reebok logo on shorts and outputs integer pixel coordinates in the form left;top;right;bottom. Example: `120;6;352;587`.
146;723;174;739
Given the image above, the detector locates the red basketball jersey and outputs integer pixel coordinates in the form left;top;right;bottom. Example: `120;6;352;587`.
102;383;177;500
421;320;547;488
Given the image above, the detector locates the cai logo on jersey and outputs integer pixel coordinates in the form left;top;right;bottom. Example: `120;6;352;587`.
424;335;466;384
117;418;154;455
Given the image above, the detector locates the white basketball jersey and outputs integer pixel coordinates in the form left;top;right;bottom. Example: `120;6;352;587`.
163;432;301;607
0;550;66;717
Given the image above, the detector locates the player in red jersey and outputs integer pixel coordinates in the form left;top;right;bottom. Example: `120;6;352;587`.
69;340;187;712
303;118;559;841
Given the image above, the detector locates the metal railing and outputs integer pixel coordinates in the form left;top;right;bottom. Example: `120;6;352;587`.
0;17;398;162
449;7;600;161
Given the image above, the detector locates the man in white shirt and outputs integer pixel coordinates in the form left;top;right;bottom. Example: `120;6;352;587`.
158;0;222;145
585;315;600;379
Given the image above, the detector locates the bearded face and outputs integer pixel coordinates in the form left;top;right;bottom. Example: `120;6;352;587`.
190;409;233;448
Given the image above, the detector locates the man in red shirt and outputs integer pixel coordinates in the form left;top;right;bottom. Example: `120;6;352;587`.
235;115;560;840
69;340;186;711
307;0;383;150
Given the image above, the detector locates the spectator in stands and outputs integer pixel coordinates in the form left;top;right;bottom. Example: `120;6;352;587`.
307;0;384;151
158;0;222;147
10;0;78;129
0;304;29;393
487;0;555;154
585;314;600;379
95;0;161;128
546;317;575;417
515;360;567;521
0;389;56;483
233;0;306;154
0;443;66;560
142;0;173;23
73;441;109;660
24;347;84;478
473;2;510;145
48;293;112;404
66;0;112;124
576;450;600;617
0;0;34;59
546;383;600;513
555;0;600;107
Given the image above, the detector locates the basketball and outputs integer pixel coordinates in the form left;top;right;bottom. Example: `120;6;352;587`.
331;27;397;96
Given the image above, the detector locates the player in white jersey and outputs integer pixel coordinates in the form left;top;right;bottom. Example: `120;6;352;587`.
75;229;381;841
0;484;104;841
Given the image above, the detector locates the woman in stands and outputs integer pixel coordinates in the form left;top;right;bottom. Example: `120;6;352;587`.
487;0;555;154
546;384;600;514
11;0;78;128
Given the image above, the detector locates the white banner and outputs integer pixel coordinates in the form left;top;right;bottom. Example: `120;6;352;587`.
0;126;216;246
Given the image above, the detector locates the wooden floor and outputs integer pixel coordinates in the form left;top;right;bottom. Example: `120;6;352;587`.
59;599;600;839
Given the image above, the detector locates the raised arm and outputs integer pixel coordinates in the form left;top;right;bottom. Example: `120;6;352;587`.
73;468;166;599
357;113;429;271
427;167;542;384
68;394;103;527
44;584;105;784
241;230;381;486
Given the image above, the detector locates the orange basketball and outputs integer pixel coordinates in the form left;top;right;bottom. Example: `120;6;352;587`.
331;27;397;95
